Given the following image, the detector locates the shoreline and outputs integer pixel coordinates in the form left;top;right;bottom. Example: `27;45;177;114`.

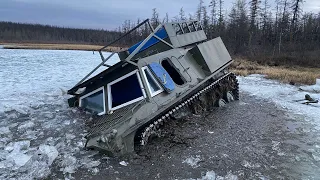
1;43;319;85
0;43;123;52
231;58;320;85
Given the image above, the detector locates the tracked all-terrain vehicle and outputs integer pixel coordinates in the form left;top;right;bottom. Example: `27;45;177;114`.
67;19;239;155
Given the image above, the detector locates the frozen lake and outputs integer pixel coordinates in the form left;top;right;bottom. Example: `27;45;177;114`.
0;49;119;113
0;49;119;179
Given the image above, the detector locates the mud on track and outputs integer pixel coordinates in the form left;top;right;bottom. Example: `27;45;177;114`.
67;92;320;180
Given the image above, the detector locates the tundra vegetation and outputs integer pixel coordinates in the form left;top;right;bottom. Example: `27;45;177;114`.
0;0;319;84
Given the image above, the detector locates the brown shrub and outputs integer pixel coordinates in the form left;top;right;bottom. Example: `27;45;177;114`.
231;58;320;85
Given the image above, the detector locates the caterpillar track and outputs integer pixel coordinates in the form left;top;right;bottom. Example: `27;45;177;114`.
138;73;239;146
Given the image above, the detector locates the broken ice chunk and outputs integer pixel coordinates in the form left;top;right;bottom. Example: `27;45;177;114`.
119;161;128;166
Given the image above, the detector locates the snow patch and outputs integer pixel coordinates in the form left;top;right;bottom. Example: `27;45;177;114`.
0;127;10;135
271;141;285;156
299;79;320;93
60;155;78;174
91;167;100;174
119;161;129;166
6;140;31;152
14;107;29;115
6;151;32;168
39;144;59;165
312;153;320;161
216;172;238;180
186;171;238;180
80;156;101;168
241;160;261;168
201;171;216;180
18;121;35;130
182;155;201;168
66;133;76;140
84;160;101;168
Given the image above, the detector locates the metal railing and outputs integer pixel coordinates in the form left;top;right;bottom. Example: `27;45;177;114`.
72;19;175;101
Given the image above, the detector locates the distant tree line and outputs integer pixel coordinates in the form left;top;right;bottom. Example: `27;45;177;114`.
1;0;319;67
0;22;121;45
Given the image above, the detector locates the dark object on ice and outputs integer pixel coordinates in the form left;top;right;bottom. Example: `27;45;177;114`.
67;19;239;155
289;81;295;85
302;94;318;104
293;94;318;105
305;94;313;101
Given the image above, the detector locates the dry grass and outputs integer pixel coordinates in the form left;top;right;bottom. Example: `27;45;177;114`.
1;43;123;52
230;58;320;85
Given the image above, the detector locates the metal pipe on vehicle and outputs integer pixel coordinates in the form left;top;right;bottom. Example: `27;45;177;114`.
98;19;150;60
74;52;115;87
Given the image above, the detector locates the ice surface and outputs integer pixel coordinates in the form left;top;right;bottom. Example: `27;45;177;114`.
18;121;35;130
219;172;238;180
186;171;238;180
119;161;128;166
9;140;31;152
0;127;10;134
238;75;320;126
60;154;78;174
84;160;101;168
4;141;32;169
0;49;119;179
7;151;32;168
241;160;261;168
312;153;320;161
0;49;119;113
300;79;320;93
200;171;216;180
39;145;59;165
182;155;201;168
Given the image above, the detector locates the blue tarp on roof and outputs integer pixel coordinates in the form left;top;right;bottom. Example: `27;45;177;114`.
128;28;168;54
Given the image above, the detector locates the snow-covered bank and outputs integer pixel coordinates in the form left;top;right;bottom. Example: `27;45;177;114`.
238;75;320;128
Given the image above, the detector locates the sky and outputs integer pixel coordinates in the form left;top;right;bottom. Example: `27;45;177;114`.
0;0;319;30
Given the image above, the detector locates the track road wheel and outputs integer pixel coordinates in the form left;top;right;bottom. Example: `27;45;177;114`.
224;91;235;102
216;98;227;107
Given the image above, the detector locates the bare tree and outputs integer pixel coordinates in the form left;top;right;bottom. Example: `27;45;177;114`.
196;0;204;22
188;13;195;20
250;0;260;30
179;7;186;21
209;0;218;25
278;0;289;54
291;0;303;40
260;0;272;45
163;13;169;23
249;0;260;49
202;6;209;33
218;0;225;32
151;8;160;29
